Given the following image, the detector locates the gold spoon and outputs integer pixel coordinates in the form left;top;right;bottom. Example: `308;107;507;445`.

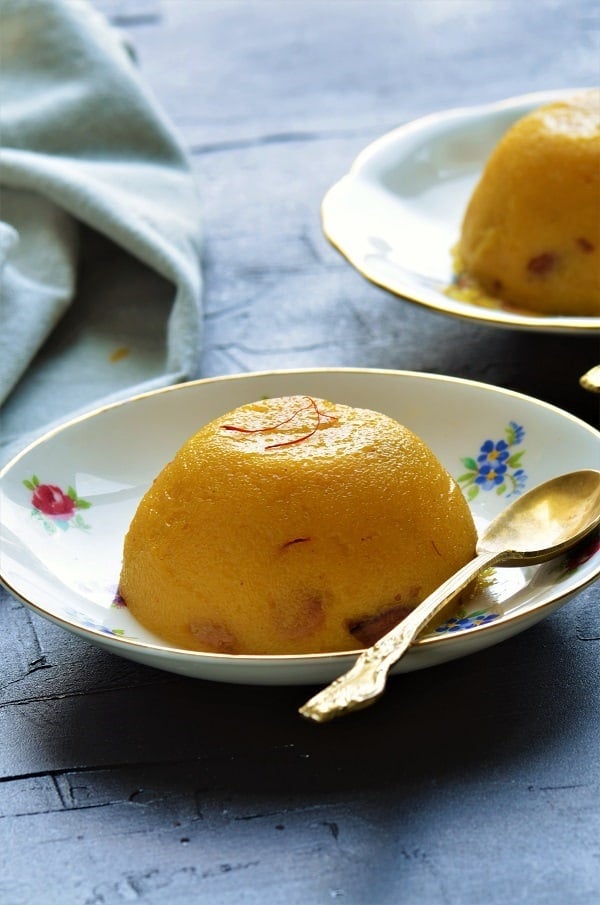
300;469;600;723
580;365;600;393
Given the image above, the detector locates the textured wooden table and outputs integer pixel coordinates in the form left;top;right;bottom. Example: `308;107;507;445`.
1;2;599;904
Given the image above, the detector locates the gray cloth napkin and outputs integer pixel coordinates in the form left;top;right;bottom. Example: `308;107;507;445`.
0;0;203;456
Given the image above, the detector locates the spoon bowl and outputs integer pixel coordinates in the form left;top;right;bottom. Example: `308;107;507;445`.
479;469;600;565
580;364;600;393
300;469;600;722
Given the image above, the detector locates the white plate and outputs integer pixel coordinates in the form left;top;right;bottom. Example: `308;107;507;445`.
1;369;599;685
322;89;600;334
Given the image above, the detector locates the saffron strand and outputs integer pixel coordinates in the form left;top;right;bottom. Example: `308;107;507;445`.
220;396;336;449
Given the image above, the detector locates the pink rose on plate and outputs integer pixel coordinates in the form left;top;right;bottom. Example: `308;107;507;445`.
23;475;91;532
32;483;76;518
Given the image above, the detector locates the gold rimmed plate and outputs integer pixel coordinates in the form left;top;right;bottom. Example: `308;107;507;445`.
322;89;600;334
1;368;599;685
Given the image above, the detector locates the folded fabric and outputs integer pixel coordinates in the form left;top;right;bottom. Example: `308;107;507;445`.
0;0;203;449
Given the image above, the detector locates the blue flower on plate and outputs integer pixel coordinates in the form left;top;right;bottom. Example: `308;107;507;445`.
458;421;527;500
63;608;127;638
478;437;509;466
434;609;500;634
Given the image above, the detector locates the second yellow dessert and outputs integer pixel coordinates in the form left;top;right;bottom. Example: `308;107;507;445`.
457;89;600;316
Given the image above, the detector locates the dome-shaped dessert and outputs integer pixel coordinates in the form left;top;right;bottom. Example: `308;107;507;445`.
119;396;477;655
457;89;600;316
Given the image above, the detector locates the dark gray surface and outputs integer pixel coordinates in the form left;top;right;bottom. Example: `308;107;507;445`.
1;2;599;903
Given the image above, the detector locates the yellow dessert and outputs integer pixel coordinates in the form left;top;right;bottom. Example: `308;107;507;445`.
119;395;476;655
456;89;600;316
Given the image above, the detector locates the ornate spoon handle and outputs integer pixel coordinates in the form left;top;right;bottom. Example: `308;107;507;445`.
299;549;502;723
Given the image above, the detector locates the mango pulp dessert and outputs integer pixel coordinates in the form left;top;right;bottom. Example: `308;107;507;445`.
455;89;600;316
119;395;477;655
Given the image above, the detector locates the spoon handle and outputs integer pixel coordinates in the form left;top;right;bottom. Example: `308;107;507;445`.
299;548;502;723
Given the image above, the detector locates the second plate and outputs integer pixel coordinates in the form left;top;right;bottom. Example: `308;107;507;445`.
322;89;600;334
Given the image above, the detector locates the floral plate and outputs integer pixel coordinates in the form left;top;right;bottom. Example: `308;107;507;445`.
1;368;599;685
321;88;600;334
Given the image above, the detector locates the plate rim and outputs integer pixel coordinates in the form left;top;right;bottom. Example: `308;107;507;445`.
1;366;599;672
321;87;600;334
3;364;599;474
